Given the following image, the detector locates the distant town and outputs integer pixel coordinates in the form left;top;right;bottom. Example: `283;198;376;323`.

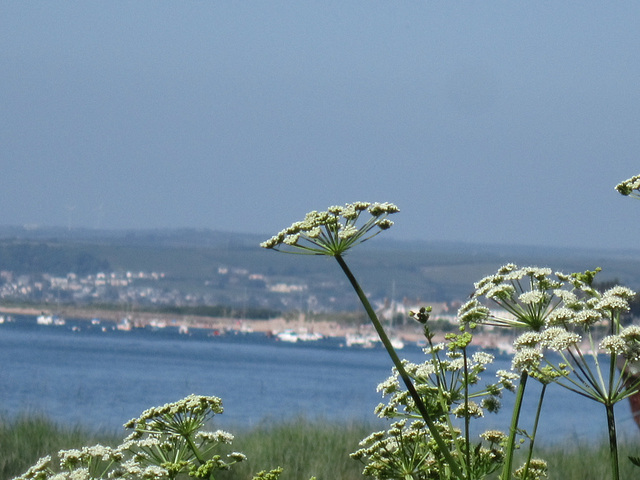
1;227;639;333
0;264;459;327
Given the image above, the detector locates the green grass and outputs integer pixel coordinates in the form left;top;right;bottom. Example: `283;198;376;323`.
217;418;372;480
0;414;118;480
3;414;640;480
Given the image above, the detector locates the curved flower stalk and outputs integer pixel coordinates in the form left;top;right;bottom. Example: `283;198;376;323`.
12;395;277;480
262;203;465;480
615;174;640;200
352;322;511;479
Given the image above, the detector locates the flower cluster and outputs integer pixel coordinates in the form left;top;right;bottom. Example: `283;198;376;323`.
458;264;564;332
514;458;548;480
12;395;274;480
459;265;636;335
615;174;640;199
354;329;509;479
374;333;503;421
124;394;224;438
459;264;640;407
352;418;505;480
260;202;399;256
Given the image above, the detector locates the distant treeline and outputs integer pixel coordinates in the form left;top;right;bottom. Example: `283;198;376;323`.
0;241;110;275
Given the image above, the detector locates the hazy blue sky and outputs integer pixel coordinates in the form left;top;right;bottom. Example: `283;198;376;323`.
2;2;640;250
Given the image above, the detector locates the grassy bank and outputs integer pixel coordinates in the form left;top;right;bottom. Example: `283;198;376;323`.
2;415;640;479
0;415;117;480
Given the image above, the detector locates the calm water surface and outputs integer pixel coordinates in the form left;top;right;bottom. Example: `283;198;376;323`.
0;315;638;445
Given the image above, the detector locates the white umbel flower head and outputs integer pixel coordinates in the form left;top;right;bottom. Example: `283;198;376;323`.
261;202;399;255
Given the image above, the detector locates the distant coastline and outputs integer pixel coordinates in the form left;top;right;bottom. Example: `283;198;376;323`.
0;305;519;350
0;305;430;342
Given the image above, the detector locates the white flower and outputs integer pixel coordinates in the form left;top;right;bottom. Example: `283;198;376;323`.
457;299;490;325
68;468;91;480
497;369;519;392
480;429;507;444
513;332;542;349
261;202;398;255
553;289;578;305
605;285;636;300
472;351;494;366
572;309;602;326
13;456;52;480
338;224;358;239
228;452;247;462
452;401;484;418
486;284;515;301
596;295;630;312
139;466;168;479
621;325;640;340
545;307;575;326
518;291;545;305
377;376;400;395
415;363;437;377
196;430;234;444
540;327;581;351
600;335;626;355
512;347;543;373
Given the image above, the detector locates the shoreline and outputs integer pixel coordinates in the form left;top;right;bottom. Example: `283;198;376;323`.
0;305;515;349
0;305;431;342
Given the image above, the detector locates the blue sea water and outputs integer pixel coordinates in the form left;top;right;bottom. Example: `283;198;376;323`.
0;315;639;445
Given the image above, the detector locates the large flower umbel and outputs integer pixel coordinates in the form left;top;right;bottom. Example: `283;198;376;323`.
260;202;398;256
458;264;564;332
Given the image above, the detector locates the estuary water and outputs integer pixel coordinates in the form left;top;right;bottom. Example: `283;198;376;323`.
0;315;639;445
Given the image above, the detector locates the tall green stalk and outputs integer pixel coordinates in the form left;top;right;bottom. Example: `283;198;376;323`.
500;372;528;480
335;254;465;480
520;383;546;480
605;403;619;480
462;347;471;478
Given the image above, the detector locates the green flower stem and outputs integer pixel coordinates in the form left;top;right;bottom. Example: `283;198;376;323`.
606;346;620;480
521;384;546;480
463;347;471;477
606;403;619;480
334;254;465;480
185;434;206;465
500;371;528;480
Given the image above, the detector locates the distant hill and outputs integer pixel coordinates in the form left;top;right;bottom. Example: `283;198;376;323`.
0;226;639;313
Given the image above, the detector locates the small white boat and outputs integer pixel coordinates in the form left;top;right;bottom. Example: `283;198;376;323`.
117;318;132;331
276;330;299;343
298;331;323;341
390;337;405;350
345;333;378;348
37;314;53;325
